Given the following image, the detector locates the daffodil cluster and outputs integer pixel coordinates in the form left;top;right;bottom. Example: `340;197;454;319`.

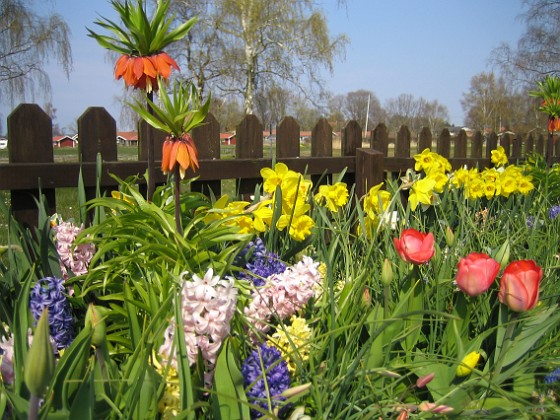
450;163;534;200
204;163;315;241
407;147;535;209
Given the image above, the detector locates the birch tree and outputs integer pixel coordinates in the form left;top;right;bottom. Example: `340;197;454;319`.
166;0;347;114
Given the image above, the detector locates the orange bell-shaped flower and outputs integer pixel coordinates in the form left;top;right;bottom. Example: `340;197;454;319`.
114;52;179;92
161;134;199;179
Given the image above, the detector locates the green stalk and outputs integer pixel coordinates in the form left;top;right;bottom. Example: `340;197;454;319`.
493;311;519;381
173;164;183;235
28;395;40;420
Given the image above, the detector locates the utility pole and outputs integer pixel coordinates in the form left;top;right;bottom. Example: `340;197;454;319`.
364;94;371;140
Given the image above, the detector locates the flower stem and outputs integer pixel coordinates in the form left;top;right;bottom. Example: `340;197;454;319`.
173;165;183;235
28;394;40;420
146;90;155;200
493;311;519;381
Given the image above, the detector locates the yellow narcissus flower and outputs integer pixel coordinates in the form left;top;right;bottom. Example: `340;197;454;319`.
261;162;291;194
450;167;470;189
499;174;517;197
517;176;535;195
251;202;273;232
408;177;436;211
491;146;508;167
483;181;499;199
456;351;482;377
314;182;349;212
414;148;436;172
364;182;392;218
465;178;484;200
425;169;448;193
277;203;314;241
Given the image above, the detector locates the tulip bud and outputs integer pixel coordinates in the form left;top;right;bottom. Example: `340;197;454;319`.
362;287;371;306
25;309;55;397
456;351;481;377
493;240;510;269
85;304;106;347
445;226;455;247
280;383;311;399
416;372;435;388
381;258;393;286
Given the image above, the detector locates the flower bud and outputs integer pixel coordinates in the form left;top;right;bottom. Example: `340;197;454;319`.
416;372;435;388
25;309;55;396
280;383;311;399
85;304;106;347
493;240;510;269
445;226;455;247
381;258;393;286
456;351;481;377
362;287;371;306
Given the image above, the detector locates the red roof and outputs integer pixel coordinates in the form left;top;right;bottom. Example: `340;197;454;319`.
117;131;138;141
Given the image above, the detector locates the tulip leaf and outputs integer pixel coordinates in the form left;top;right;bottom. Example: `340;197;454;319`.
499;305;560;378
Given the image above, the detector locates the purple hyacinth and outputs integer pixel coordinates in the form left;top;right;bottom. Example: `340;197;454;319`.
549;205;560;220
238;238;286;286
29;277;74;350
545;367;560;384
242;343;290;418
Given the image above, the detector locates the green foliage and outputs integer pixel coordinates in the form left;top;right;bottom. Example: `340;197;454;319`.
87;0;197;55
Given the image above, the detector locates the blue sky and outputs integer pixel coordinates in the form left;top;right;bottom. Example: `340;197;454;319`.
1;0;527;131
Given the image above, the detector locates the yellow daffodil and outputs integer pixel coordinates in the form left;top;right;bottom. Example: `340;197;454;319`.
491;146;508;167
414;148;436;172
314;182;349;212
269;316;312;372
261;162;291;194
517;176;535;194
364;182;392;218
408;177;436;211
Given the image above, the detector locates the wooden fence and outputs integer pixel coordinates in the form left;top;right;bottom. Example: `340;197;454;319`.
1;103;559;229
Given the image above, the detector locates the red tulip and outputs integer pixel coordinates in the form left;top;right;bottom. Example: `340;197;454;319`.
393;228;435;265
498;260;542;312
456;252;500;296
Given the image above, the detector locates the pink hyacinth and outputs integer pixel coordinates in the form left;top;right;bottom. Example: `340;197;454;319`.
53;220;95;279
159;268;238;381
244;256;323;336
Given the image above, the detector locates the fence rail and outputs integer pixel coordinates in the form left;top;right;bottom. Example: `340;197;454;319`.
1;104;559;228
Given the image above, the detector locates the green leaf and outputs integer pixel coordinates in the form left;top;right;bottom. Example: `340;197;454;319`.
212;338;246;420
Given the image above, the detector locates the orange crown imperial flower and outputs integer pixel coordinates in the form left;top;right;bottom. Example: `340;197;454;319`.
162;134;199;178
114;52;179;92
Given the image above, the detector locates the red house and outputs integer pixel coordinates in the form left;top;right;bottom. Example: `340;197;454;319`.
52;135;78;148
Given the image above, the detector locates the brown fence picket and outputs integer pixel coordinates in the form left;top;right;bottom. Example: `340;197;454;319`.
471;131;483;158
236;114;263;196
8;104;55;229
437;129;451;157
341;120;362;187
78;107;118;213
311;118;333;187
395;126;411;158
191;112;221;196
454;130;467;158
371;122;389;155
418;127;432;152
276;116;300;158
486;132;498;158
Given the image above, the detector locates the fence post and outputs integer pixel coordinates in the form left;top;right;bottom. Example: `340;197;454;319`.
536;133;545;156
192;112;221;196
236;114;263;196
276;116;300;158
8;104;55;229
355;148;384;199
395;125;411;158
341;120;362;187
454;130;467;158
471;131;483;158
418;127;432;152
437;128;451;157
500;132;511;157
78;107;117;223
486;132;498;157
311;118;333;187
510;133;522;161
371;123;389;155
